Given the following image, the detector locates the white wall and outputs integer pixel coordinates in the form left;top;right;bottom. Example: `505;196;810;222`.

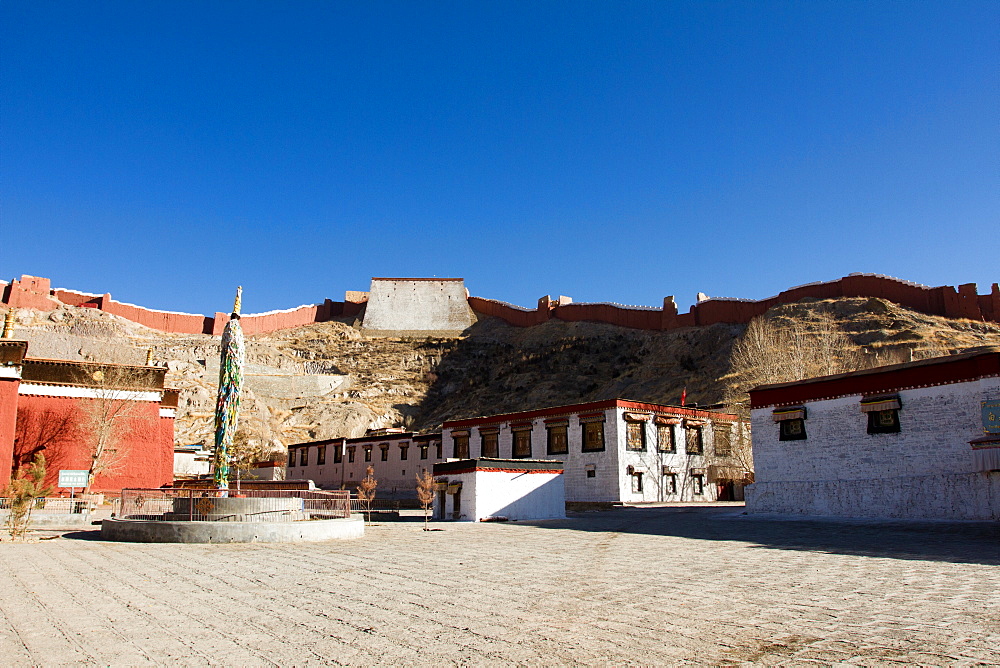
747;376;1000;520
362;279;473;333
436;469;565;521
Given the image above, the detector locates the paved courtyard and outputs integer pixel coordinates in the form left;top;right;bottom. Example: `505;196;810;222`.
1;505;998;666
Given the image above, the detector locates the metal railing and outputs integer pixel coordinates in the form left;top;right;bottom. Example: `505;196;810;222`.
349;498;401;513
0;497;96;515
117;488;351;522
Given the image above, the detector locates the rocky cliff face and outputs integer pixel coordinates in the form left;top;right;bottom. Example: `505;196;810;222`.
8;295;1000;453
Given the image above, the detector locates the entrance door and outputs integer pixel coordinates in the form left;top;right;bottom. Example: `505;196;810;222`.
452;490;461;520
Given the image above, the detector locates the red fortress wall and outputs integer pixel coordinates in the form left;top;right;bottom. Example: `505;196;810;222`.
3;273;998;336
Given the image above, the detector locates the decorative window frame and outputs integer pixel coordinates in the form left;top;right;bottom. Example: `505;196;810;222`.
773;407;807;441
511;423;533;458
545;419;569;455
579;413;606;452
860;396;902;435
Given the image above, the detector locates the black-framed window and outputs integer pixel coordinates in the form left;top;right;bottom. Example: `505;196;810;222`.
317;446;326;465
347;446;356;463
626;421;646;451
481;431;499;458
586;469;596;478
631;472;643;493
867;409;901;434
581;421;605;452
454;435;470;459
333;446;343;464
288;449;297;467
399;444;408;461
714;428;731;456
435;441;442;459
380;444;389;461
512;429;532;458
663;472;677;494
364;446;372;462
419;445;428;460
657;425;676;452
546;425;568;455
779;419;807;441
685;427;703;455
692;474;705;495
300;448;309;466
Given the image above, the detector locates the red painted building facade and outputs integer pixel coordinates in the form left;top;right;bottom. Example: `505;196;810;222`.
0;340;178;494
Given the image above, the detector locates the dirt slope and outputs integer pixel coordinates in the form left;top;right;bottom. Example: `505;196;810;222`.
8;295;1000;451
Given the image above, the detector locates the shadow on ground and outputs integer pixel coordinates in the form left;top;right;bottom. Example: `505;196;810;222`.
531;506;1000;565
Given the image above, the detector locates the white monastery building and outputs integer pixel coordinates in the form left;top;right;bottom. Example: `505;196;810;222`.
442;399;743;504
285;399;743;505
746;347;1000;520
432;458;566;522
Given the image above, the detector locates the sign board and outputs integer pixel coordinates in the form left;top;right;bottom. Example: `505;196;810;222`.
983;400;1000;434
58;470;89;488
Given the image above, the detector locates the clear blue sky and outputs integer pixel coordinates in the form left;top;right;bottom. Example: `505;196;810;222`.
2;1;997;315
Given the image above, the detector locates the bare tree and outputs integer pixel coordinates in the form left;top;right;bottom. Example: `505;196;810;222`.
722;312;870;481
228;423;271;492
416;468;435;530
75;362;160;494
356;465;378;524
2;453;52;540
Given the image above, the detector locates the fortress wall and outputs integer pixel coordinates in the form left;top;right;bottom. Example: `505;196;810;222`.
4;273;998;336
362;278;473;333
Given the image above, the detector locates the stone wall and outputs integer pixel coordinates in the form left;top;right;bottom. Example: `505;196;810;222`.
361;278;474;335
747;377;1000;520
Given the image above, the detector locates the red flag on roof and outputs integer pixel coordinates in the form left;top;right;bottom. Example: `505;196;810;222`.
680;387;687;406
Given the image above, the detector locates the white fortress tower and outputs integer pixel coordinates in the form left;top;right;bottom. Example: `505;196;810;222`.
360;278;474;336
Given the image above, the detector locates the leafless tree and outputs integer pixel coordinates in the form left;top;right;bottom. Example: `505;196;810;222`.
75;362;160;494
416;468;435;530
356;465;378;524
722;312;870;481
2;453;52;540
229;422;271;492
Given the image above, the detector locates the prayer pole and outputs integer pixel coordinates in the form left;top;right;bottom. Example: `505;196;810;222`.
213;287;245;490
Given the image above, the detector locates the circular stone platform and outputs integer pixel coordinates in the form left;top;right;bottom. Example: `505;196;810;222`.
101;516;364;543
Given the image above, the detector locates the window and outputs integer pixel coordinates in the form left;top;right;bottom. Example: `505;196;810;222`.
861;396;902;435
546;425;568;455
288;449;296;467
714;428;732;456
380;444;389;462
685;426;703;455
626;421;646;451
512;429;532;458
435;441;442;459
333;446;343;464
300;448;309;467
867;409;901;434
586;469;596;478
663;472;677;495
454;435;470;459
631;472;643;493
779;419;807;441
399;444;408;461
581;420;605;452
347;446;356;463
481;431;499;458
692;474;705;495
419;445;428;460
364;446;372;462
657;424;676;452
317;445;326;465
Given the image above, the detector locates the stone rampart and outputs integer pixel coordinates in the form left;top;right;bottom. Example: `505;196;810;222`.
361;278;473;334
3;272;998;336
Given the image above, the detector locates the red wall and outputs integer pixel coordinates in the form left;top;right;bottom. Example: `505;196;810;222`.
0;378;19;487
12;394;174;493
4;274;998;336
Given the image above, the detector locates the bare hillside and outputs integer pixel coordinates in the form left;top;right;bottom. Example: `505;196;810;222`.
7;295;1000;451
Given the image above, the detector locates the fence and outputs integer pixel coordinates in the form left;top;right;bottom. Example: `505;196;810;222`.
0;497;96;515
117;488;351;522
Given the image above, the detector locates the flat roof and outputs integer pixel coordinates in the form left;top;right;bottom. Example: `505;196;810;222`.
443;398;737;428
749;347;1000;409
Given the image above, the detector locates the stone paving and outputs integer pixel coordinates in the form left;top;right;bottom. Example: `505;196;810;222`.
1;505;998;666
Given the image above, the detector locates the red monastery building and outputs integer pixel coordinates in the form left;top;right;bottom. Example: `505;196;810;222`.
0;339;178;493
